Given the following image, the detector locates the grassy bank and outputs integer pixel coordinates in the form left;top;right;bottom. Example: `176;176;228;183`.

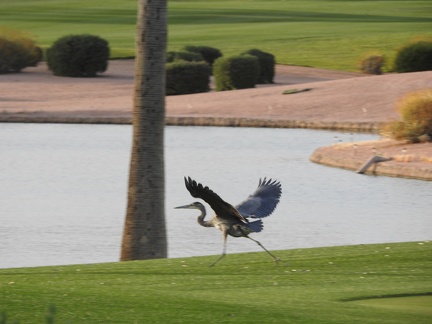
2;0;431;70
1;242;431;323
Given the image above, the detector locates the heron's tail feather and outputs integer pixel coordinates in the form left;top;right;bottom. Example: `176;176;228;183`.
245;219;263;233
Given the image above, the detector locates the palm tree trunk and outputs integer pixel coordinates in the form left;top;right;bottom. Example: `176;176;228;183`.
120;0;167;261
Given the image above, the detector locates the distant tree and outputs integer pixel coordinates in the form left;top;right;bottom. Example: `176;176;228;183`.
120;0;167;261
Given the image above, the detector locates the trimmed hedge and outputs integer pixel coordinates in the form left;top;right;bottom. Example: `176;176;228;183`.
393;41;432;73
0;37;42;73
46;34;109;77
241;49;275;83
213;54;259;91
183;45;222;66
166;51;204;63
166;61;211;95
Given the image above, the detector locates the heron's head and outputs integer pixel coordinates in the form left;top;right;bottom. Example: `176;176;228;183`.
175;202;205;211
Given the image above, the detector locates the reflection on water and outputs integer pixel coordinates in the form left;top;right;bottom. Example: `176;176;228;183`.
0;124;430;269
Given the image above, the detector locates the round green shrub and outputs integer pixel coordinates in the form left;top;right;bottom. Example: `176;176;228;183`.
213;54;260;91
393;41;432;73
166;61;211;95
166;51;204;63
46;34;109;77
183;45;222;66
241;49;275;83
0;37;42;73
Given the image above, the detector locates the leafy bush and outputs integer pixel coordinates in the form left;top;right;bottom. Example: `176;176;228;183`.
166;61;211;95
380;89;432;142
0;30;42;73
359;53;385;75
166;51;203;63
241;49;275;83
213;54;260;91
393;41;432;73
46;34;109;77
183;45;222;66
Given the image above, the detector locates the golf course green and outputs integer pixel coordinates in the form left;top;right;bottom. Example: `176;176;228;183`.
1;242;431;323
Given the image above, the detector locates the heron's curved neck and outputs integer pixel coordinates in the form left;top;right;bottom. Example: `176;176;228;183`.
197;206;213;228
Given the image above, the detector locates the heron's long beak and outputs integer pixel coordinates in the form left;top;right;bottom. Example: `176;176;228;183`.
175;204;193;209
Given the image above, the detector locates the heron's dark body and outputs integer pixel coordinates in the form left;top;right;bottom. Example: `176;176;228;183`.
200;213;251;238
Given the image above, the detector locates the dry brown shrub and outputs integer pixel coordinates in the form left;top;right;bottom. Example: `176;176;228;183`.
380;89;432;142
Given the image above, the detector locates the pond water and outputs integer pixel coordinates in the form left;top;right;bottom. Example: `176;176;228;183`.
1;124;430;269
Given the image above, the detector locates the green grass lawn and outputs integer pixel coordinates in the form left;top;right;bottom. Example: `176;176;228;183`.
1;242;431;323
1;0;431;70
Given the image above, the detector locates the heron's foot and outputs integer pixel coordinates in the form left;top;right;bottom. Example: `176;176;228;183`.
209;253;225;267
208;259;218;267
273;257;290;267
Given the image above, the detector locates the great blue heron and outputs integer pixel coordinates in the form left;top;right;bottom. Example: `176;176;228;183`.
175;177;282;267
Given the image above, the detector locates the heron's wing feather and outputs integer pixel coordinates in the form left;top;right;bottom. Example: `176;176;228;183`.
235;178;282;218
244;219;263;233
184;177;247;222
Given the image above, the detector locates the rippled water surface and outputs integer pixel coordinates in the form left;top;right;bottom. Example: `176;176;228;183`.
1;124;430;268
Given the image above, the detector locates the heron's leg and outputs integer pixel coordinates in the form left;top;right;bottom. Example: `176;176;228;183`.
209;231;228;267
247;236;280;265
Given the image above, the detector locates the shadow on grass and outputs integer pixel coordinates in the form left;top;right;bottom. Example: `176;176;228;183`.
343;293;432;316
341;292;432;302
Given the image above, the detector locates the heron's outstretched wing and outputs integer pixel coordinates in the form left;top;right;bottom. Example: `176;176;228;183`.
184;177;247;222
244;219;263;233
235;178;282;218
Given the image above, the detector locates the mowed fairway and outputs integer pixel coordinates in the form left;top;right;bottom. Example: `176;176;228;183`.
1;242;431;323
2;0;432;70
